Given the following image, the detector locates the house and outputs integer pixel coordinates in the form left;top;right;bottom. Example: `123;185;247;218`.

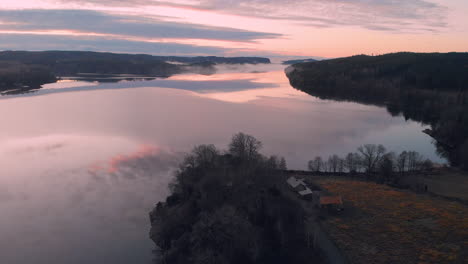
287;176;314;197
319;196;343;211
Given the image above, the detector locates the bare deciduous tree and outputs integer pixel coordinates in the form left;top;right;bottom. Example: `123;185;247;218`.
267;155;279;169
408;151;423;171
421;159;433;171
229;132;262;161
345;152;360;173
397;151;408;174
357;144;386;172
379;152;396;182
193;144;219;168
279;157;287;170
308;156;323;172
338;158;345;173
328;154;341;173
323;161;329;172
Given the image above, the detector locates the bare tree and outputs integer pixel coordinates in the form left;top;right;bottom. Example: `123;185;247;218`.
421;159;433;171
338;158;345;173
192;144;219;168
323;160;329;172
279;157;287;170
308;156;323;172
229;132;262;161
345;152;360;173
357;144;387;172
397;151;408;174
407;151;423;171
328;154;341;173
181;144;219;169
379;152;396;182
267;155;279;169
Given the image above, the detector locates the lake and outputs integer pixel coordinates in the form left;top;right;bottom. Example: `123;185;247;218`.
0;63;442;264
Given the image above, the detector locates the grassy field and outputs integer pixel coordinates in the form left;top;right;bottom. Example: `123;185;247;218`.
400;168;468;202
311;177;468;264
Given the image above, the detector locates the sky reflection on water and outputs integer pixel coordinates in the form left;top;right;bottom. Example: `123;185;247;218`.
0;63;442;264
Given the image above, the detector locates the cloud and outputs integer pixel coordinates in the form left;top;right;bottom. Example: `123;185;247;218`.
198;0;447;32
53;0;447;32
0;9;281;41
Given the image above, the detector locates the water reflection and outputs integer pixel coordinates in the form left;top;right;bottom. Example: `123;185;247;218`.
0;135;179;264
2;77;278;100
0;63;442;264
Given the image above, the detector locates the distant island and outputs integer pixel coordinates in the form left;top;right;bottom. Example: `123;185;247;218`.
282;58;317;65
286;52;468;170
0;50;271;93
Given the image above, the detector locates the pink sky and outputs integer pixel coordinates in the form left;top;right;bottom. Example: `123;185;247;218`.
0;0;467;57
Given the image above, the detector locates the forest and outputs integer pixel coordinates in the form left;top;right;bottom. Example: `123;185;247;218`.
287;52;468;170
0;61;56;91
149;133;322;264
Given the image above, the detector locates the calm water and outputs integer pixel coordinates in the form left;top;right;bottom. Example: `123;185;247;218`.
0;63;442;264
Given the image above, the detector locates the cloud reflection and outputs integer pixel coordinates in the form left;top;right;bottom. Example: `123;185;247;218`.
1;67;280;100
0;135;181;264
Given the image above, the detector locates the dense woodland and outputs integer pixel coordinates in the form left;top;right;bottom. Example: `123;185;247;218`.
0;51;270;91
149;133;322;264
287;52;468;170
0;62;56;90
0;50;270;64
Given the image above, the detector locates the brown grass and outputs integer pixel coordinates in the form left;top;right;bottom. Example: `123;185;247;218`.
313;178;468;264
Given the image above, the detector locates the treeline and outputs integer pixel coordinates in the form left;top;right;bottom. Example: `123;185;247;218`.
288;52;468;92
282;58;317;65
161;56;271;64
287;52;468;170
0;51;270;76
0;50;271;92
0;51;182;77
308;144;434;183
0;62;56;91
149;133;322;264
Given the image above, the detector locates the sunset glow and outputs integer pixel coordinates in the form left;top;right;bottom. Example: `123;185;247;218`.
0;0;466;57
2;1;468;264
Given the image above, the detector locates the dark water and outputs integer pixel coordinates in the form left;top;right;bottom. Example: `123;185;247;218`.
0;63;442;264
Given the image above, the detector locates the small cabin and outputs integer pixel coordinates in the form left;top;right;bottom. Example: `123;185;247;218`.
319;196;343;211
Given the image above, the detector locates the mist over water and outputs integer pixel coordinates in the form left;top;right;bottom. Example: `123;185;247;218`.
0;63;442;264
0;135;180;263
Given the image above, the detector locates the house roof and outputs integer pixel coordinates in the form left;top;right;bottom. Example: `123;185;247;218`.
299;189;313;196
287;176;305;188
287;176;314;196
